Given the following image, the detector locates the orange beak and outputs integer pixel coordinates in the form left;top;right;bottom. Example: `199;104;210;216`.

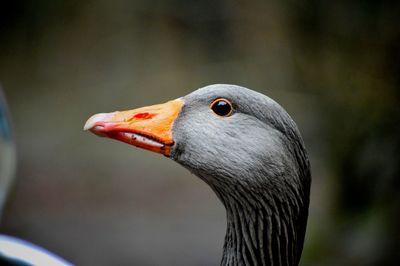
84;98;184;156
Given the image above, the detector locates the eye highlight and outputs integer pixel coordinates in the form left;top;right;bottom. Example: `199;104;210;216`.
210;98;233;117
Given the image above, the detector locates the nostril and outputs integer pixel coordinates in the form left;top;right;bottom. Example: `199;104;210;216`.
131;112;155;120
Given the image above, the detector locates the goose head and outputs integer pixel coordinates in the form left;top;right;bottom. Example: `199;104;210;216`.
84;84;311;266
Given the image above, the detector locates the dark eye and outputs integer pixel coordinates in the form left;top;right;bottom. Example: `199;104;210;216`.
210;98;233;117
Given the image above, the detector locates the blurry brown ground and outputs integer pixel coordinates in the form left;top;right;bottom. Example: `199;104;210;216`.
1;1;399;265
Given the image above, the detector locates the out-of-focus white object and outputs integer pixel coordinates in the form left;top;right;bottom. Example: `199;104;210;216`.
0;235;73;266
0;85;74;265
0;85;16;219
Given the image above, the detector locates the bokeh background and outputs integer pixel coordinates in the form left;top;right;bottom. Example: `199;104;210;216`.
1;0;399;265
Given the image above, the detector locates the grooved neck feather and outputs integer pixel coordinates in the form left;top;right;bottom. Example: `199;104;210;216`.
215;182;308;266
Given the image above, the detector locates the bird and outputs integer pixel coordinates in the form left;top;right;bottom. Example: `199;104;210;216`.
84;84;311;266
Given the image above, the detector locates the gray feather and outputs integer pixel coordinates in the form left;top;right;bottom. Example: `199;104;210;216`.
170;84;311;266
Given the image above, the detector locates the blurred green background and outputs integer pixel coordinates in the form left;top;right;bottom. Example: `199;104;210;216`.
1;0;399;265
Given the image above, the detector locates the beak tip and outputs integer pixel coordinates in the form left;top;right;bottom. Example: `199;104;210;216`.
83;122;92;131
83;116;96;131
84;113;113;131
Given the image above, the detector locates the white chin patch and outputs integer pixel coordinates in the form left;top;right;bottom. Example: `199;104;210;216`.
122;132;164;148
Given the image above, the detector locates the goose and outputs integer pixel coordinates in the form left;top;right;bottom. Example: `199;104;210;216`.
84;84;311;266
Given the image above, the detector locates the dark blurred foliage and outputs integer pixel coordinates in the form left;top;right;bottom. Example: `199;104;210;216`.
285;1;400;265
0;0;399;265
